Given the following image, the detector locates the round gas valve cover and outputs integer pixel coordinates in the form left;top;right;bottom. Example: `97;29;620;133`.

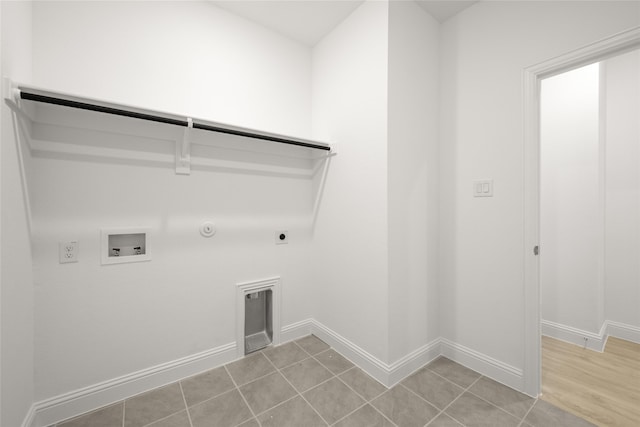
200;221;216;237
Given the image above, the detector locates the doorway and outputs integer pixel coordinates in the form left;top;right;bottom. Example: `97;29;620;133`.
522;27;640;399
538;49;640;426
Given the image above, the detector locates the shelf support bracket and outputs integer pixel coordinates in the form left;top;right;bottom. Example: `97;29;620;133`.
176;117;192;175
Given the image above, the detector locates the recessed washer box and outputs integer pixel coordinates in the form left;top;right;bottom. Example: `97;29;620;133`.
101;227;151;265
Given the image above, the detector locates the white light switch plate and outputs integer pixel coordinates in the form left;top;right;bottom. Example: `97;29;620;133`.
473;180;493;197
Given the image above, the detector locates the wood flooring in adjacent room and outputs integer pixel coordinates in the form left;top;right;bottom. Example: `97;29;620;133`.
542;335;640;427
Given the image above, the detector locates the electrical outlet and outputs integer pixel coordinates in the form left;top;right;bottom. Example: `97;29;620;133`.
59;241;78;263
275;231;288;245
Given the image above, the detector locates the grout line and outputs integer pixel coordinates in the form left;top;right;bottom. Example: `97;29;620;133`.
140;411;183;427
122;400;126;427
292;340;311;356
139;384;195;427
178;381;194;427
334;372;374;406
264;350;313;371
262;346;332;426
420;373;483;427
315;357;396;427
398;383;441;414
422;363;534;425
329;401;369;426
291;338;329;359
362;388;399;427
251;393;299;418
224;365;263;427
178;383;239;411
463;378;533;422
425;367;476;390
517;398;538;427
311;348;353;378
229;352;278;387
296;370;338;394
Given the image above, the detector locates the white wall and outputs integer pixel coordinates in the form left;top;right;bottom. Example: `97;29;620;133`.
540;64;602;334
1;1;35;426
604;50;640;330
439;0;639;377
311;0;390;362
33;0;311;138
30;0;315;400
387;1;439;363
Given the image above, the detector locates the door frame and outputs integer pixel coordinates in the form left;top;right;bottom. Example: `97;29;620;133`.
522;26;640;397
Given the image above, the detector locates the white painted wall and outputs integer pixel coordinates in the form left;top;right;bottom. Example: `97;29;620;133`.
33;0;311;138
439;0;639;376
540;64;602;334
30;1;316;400
1;1;35;425
387;1;440;363
14;0;640;410
311;0;390;362
604;50;640;330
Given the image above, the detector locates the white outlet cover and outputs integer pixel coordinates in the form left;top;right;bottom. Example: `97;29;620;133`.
59;241;78;263
275;231;288;244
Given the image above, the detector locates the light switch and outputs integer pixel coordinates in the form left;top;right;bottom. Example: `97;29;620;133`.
473;180;493;197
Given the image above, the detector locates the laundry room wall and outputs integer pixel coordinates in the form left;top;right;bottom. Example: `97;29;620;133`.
30;0;316;401
387;0;440;363
310;0;390;363
1;1;35;425
439;0;640;386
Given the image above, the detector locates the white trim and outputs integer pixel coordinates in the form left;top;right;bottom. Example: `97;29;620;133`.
597;62;608;330
386;339;442;386
235;276;281;358
309;320;391;386
280;318;313;343
541;319;640;350
32;342;236;427
523;26;640;398
28;317;535;426
606;321;640;344
523;58;542;398
440;338;524;392
308;320;441;388
20;404;36;427
541;319;607;352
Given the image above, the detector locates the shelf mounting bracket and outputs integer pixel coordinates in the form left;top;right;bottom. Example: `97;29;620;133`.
176;117;192;175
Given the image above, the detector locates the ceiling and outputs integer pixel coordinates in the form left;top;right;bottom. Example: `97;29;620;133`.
416;1;478;22
211;1;477;47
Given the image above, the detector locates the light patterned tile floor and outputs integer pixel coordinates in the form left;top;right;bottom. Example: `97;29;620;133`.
55;335;596;427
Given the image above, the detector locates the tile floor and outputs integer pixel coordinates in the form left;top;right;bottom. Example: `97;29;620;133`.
55;335;595;427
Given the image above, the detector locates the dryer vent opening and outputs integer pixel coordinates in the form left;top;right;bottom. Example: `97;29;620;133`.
244;289;273;354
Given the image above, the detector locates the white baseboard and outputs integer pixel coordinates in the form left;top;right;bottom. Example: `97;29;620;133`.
21;404;36;427
280;318;313;343
541;319;606;351
541;319;640;352
29;319;530;426
386;339;442;386
309;320;391;386
308;320;441;388
32;342;237;427
606;321;640;344
440;338;524;391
